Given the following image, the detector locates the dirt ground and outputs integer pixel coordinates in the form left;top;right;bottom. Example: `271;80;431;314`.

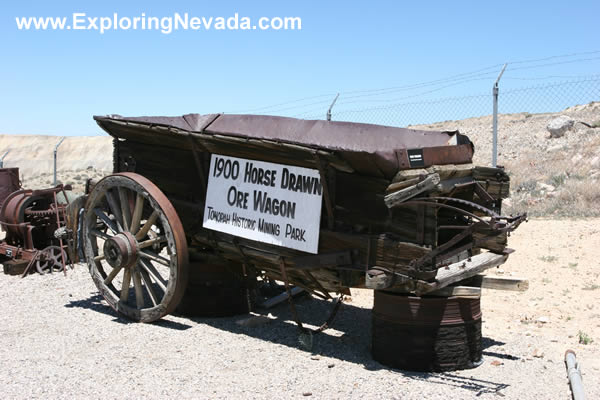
0;219;597;399
482;218;600;360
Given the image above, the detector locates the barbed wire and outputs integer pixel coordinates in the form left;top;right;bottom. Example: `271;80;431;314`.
294;76;600;128
229;50;600;116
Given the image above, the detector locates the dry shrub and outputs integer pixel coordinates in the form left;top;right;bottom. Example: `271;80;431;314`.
503;135;600;218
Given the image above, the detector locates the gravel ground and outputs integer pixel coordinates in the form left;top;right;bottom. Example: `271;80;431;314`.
0;219;598;399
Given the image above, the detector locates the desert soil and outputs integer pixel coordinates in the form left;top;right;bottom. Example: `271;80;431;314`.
0;219;597;399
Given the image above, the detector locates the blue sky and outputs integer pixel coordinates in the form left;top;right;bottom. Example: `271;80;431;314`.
1;0;599;136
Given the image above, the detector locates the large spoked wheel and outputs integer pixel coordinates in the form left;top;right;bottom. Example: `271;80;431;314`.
83;173;189;322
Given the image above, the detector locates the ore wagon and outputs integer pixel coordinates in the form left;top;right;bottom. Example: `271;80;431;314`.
67;113;525;371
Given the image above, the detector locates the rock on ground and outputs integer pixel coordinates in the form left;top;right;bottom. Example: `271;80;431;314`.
546;115;575;138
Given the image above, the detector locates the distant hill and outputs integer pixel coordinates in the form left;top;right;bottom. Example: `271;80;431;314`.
1;102;599;216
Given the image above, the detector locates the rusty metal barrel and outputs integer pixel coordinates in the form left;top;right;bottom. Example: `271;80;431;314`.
372;291;482;372
176;259;251;317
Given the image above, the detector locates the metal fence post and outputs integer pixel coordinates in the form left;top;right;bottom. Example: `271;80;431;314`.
492;64;507;167
53;137;66;186
0;150;10;168
326;93;340;121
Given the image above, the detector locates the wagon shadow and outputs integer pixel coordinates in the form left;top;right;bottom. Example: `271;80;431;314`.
187;295;378;364
191;295;513;395
481;337;520;361
65;293;193;330
400;372;510;396
67;292;513;395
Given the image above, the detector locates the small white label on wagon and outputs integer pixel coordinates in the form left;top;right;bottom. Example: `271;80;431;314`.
202;154;323;254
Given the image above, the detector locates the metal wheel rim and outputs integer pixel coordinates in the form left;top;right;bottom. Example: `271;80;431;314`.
35;245;65;274
83;173;188;322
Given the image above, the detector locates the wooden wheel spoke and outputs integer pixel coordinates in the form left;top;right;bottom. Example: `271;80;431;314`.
130;193;144;234
94;253;106;262
120;268;131;302
138;259;167;291
135;210;159;240
104;264;122;285
90;229;111;241
105;190;124;232
139;250;171;266
93;208;119;234
140;268;161;306
132;270;145;309
118;187;131;231
138;236;166;250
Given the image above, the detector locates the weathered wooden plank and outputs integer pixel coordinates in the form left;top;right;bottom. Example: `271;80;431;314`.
476;180;510;199
385;177;421;193
428;164;474;180
464;275;529;291
384;173;440;207
472;166;510;200
427;286;481;298
415;251;508;295
435;176;474;193
392;168;428;183
473;230;507;252
472;165;509;181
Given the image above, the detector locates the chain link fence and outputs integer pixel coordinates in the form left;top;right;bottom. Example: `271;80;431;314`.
249;73;600;217
292;76;600;127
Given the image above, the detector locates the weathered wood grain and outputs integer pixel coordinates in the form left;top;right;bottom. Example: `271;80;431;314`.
384;174;440;207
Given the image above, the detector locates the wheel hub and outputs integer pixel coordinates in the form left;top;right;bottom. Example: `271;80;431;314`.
103;231;138;268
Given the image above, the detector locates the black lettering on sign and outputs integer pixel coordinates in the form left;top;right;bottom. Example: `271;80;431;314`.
226;186;249;209
213;157;240;179
407;148;425;168
253;190;297;219
206;206;231;224
285;223;306;242
280;168;322;195
258;218;281;236
244;162;277;187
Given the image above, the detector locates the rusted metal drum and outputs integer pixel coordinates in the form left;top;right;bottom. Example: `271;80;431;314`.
176;260;251;317
372;291;482;372
0;168;20;208
0;189;36;238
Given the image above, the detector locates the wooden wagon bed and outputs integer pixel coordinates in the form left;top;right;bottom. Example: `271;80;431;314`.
83;113;523;305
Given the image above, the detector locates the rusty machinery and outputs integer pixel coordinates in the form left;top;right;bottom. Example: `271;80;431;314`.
0;168;72;276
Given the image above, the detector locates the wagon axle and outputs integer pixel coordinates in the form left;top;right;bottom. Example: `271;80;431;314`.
103;231;138;269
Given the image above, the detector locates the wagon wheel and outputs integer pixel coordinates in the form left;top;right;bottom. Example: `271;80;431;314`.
83;173;189;322
36;246;66;274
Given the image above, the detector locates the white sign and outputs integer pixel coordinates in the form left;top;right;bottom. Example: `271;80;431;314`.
202;154;323;254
